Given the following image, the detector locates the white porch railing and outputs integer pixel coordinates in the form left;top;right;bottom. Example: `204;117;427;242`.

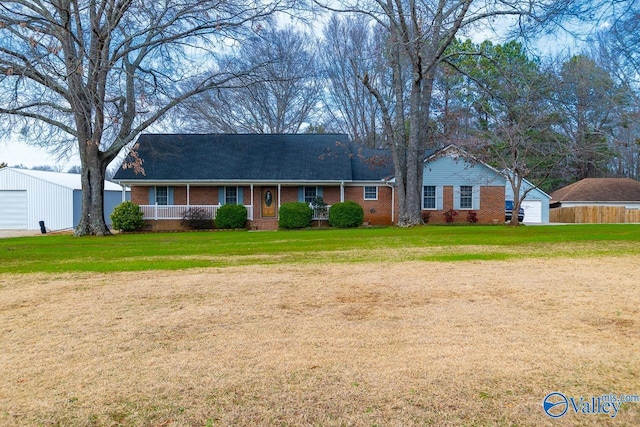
140;204;327;222
141;204;254;221
312;205;330;220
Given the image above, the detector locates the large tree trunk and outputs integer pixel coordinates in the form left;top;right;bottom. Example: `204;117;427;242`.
400;153;424;226
74;142;111;236
396;58;434;227
397;130;424;226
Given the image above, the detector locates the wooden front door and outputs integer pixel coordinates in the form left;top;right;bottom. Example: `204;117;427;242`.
261;187;276;217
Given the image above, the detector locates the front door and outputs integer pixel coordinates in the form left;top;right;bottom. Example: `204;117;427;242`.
261;187;277;217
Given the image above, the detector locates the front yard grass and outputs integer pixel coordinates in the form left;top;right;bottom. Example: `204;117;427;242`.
1;254;639;426
1;224;639;274
1;224;639;425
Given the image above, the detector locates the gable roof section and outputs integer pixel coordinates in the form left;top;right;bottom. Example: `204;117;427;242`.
424;145;498;172
550;178;640;202
114;134;385;183
1;167;122;191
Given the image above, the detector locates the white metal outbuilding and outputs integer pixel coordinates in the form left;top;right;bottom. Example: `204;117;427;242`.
0;168;127;231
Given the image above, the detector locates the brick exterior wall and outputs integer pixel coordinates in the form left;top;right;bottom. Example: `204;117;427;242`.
187;186;217;205
142;219;185;232
130;186;148;205
279;187;299;204
321;187;341;205
344;185;394;225
423;186;504;224
132;183;503;230
134;185;257;206
478;186;506;224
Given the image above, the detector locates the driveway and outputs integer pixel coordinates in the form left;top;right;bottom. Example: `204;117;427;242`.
0;230;42;239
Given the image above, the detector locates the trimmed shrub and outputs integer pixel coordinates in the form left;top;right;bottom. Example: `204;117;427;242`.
279;202;312;229
110;201;145;232
215;204;247;229
328;201;364;228
443;209;458;223
181;207;214;230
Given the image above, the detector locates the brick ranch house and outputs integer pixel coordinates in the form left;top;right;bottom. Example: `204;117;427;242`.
113;134;506;230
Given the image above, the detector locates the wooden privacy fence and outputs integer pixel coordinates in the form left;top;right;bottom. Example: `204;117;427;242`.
550;206;640;223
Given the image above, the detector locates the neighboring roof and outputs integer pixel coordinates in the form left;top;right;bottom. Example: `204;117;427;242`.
114;134;393;183
550;178;640;202
1;167;122;191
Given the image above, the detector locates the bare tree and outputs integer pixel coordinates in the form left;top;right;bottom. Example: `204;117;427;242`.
592;28;640;180
177;26;321;134
67;165;82;174
0;0;293;235
606;0;640;80
319;14;387;147
432;39;483;146
442;40;567;224
315;0;578;227
32;164;62;172
554;54;626;181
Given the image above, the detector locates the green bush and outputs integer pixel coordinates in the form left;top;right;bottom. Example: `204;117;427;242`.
110;201;145;232
328;201;364;228
181;207;214;230
215;204;247;229
279;202;312;229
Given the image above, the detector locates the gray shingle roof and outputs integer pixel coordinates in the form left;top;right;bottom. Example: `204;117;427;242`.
550;178;640;202
114;134;394;183
350;146;394;181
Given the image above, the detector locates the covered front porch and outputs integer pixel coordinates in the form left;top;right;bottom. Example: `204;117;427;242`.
139;203;331;221
130;183;342;230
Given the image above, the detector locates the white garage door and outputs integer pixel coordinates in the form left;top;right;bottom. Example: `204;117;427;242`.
521;200;542;223
0;190;28;229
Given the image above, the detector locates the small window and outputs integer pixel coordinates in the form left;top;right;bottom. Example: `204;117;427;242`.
304;186;317;204
364;186;378;200
225;186;238;204
155;186;168;205
423;186;436;209
459;185;473;210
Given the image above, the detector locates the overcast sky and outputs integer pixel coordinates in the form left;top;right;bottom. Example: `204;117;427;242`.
0;12;589;171
0;139;78;170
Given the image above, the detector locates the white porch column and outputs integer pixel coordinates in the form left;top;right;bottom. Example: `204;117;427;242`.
250;184;254;221
121;185;126;202
340;181;345;202
277;184;281;208
391;185;395;223
187;184;190;206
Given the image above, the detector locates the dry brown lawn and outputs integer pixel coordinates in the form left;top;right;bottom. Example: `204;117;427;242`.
1;256;639;426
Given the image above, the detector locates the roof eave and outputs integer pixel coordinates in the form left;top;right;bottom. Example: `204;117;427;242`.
115;179;353;186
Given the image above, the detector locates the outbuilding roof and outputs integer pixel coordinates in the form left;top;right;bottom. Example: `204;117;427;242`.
114;134;394;183
1;168;122;191
550;178;640;202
